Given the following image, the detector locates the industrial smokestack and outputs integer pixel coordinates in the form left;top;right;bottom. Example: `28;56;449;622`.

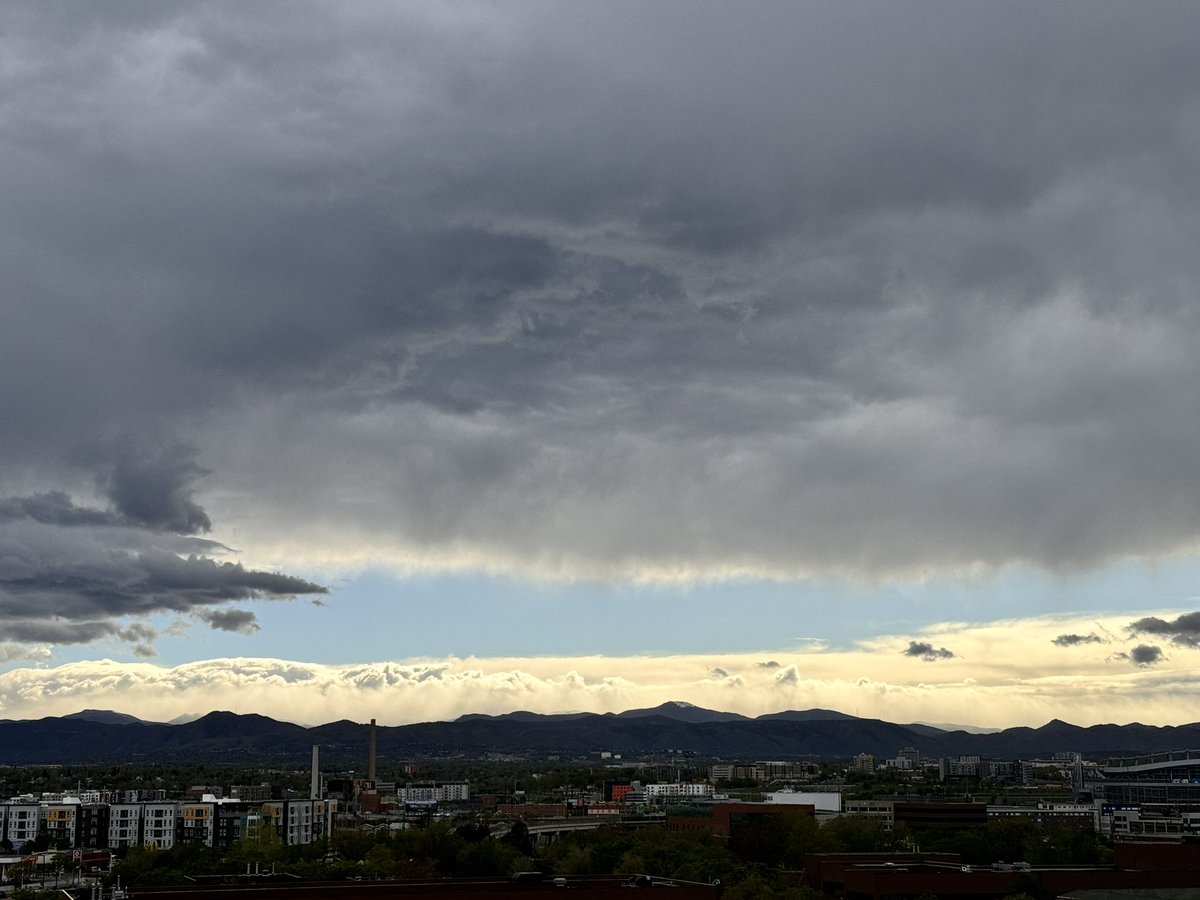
310;745;320;799
369;718;377;782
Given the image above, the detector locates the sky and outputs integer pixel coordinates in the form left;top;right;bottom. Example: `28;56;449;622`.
4;2;1200;730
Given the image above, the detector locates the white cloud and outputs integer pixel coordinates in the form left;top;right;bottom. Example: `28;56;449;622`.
3;612;1197;727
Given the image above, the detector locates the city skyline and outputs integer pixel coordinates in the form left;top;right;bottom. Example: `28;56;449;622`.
4;3;1200;729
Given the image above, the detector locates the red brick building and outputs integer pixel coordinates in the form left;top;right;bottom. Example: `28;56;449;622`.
667;801;815;839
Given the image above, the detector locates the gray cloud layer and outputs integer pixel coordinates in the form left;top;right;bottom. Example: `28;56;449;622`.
4;3;1200;583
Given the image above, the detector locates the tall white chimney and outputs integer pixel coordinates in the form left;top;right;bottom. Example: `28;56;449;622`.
310;745;320;799
369;718;377;782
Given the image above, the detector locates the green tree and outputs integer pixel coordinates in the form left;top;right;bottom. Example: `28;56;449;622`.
454;839;523;877
820;814;890;852
226;820;286;867
361;842;396;878
501;820;533;857
13;889;60;900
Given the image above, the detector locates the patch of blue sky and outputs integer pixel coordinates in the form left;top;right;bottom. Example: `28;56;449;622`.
192;554;1200;664
24;553;1200;672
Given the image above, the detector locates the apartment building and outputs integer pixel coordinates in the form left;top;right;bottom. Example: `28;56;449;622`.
5;804;40;848
710;761;821;782
394;782;470;804
852;753;875;774
77;804;110;849
109;804;143;849
143;802;178;849
644;783;713;800
0;798;336;854
42;803;77;847
258;800;334;846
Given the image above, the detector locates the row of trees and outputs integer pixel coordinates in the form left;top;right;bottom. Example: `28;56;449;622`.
93;809;1112;899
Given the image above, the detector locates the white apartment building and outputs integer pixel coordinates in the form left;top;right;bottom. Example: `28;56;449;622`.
259;800;333;846
109;804;142;849
0;797;336;853
438;782;469;802
643;783;713;800
395;782;470;803
143;802;177;849
396;785;437;803
6;804;41;847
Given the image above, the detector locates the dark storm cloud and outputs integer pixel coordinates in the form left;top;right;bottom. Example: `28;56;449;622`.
756;660;782;670
1128;613;1200;648
0;529;326;619
0;487;325;647
1124;645;1165;668
3;620;121;645
105;444;212;534
5;2;1200;580
1052;633;1107;648
0;492;123;527
904;642;956;662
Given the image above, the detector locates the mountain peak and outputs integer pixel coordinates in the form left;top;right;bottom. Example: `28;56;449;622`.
756;708;859;723
1040;718;1075;730
616;702;750;723
61;709;146;725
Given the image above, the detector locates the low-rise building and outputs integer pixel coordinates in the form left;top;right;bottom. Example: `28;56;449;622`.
987;802;1098;831
394;782;469;804
766;790;841;813
893;801;988;829
667;800;815;840
842;800;895;827
644;783;713;801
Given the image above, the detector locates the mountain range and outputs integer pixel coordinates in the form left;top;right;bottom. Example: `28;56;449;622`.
0;703;1195;765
